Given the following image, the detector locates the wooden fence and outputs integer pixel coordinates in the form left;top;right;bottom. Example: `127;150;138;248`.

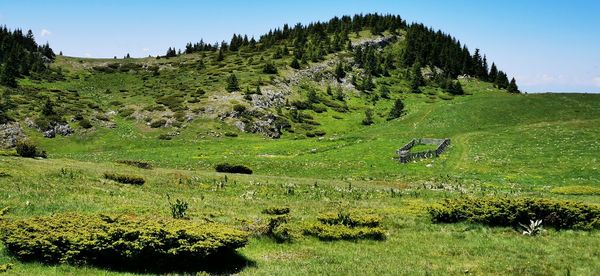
396;138;451;163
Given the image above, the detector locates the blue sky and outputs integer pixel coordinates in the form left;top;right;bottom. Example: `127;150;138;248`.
1;0;598;93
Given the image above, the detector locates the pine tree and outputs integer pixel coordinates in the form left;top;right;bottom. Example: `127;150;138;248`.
362;109;374;125
263;61;277;74
387;99;405;120
362;75;375;91
507;78;520;93
216;48;224;62
489;63;498;82
226;73;239;92
290;58;300;69
334;62;346;82
379;85;390;99
0;61;18;88
41;98;56;116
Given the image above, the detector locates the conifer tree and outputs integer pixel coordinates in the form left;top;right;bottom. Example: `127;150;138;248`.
290;58;300;69
362;109;374;125
387;99;405;120
335;62;346;82
0;62;18;88
226;73;239;92
507;78;520;93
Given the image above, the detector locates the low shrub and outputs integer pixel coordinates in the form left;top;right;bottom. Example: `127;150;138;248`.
15;140;45;158
306;130;326;138
303;224;385;241
224;132;238;137
215;163;253;174
317;212;381;228
116;160;152;169
428;197;600;230
103;172;145;185
79;118;93;129
0;214;248;269
550;185;600;195
150;119;166;128
303;211;385;241
262;207;290;215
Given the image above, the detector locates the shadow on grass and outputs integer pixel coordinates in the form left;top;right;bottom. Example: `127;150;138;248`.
11;250;256;275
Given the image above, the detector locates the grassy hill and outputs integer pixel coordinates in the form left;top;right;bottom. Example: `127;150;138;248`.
1;16;599;275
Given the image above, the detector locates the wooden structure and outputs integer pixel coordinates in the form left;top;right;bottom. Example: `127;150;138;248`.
396;138;451;163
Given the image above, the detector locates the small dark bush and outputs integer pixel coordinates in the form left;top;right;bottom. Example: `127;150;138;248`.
306;130;326;138
429;197;600;230
232;104;246;114
79;118;93;129
150;119;166;128
224;132;238;137
262;207;290;215
214;163;253;174
0;214;248;269
119;108;135;118
158;133;173;140
15;140;45;158
103;172;145;185
116;160;152;169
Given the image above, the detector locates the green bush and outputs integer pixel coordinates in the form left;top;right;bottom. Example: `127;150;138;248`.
262;207;290;215
15;140;45;158
103;172;145;185
215;163;253;174
306;130;326;138
303;211;385;241
303;224;385;241
150;119;167;128
428;197;600;230
79;118;93;129
0;214;248;268
317;212;381;228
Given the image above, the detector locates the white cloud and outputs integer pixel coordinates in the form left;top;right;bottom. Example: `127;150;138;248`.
40;29;51;37
84;53;93;58
142;48;150;52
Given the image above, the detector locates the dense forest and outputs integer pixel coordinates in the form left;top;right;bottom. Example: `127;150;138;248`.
0;26;55;88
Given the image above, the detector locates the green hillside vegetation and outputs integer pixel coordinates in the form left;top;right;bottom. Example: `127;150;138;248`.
0;14;599;274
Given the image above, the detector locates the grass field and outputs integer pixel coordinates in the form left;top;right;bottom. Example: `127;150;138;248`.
2;89;600;274
1;31;600;274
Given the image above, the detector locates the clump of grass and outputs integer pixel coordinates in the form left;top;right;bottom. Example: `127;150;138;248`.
167;195;189;219
550;185;600;195
103;172;145;185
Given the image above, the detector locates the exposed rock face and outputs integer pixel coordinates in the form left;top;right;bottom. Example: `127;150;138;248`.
43;124;73;138
251;90;285;109
246;114;289;139
0;122;26;148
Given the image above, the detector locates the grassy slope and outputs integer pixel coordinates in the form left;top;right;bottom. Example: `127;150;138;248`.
1;34;600;274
